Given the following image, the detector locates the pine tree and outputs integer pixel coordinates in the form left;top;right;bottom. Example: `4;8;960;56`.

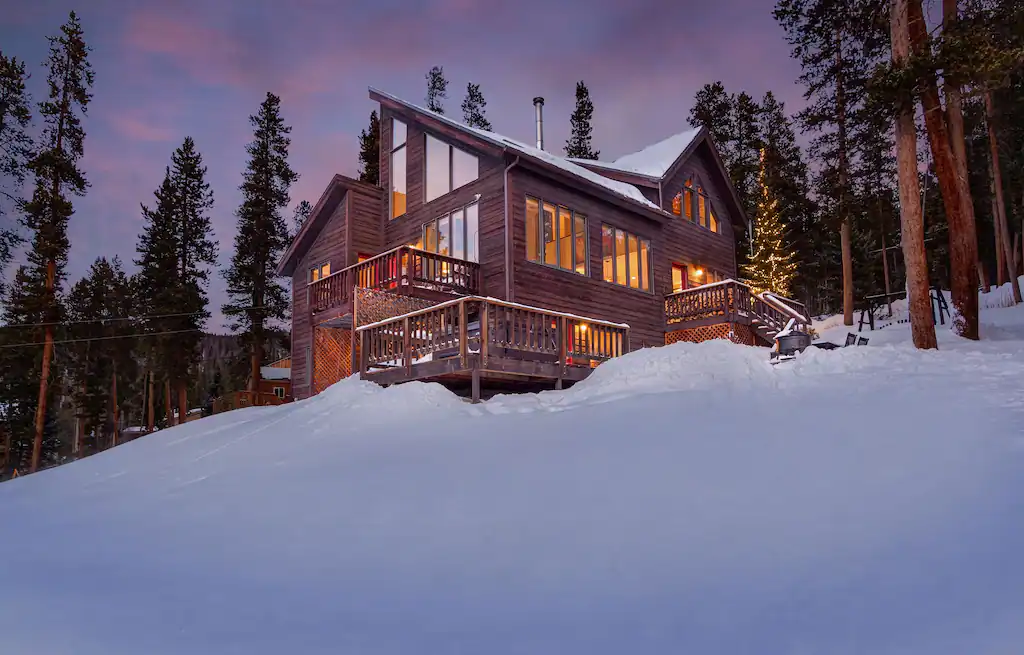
292;200;313;235
357;110;380;185
425;66;448;114
744;150;798;296
135;137;217;426
564;81;600;159
223;93;298;393
0;52;33;292
775;0;886;325
17;11;93;472
688;82;735;164
461;82;492;130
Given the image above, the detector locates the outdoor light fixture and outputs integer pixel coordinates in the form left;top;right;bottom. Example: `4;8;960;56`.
695;268;704;277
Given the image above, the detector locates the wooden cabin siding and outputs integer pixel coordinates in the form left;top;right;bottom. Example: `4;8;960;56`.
348;185;385;263
508;167;665;348
291;195;349;399
658;146;738;282
379;106;507;299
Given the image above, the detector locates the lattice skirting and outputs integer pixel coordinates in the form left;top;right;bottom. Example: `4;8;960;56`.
666;322;764;347
313;327;353;395
355;287;435;326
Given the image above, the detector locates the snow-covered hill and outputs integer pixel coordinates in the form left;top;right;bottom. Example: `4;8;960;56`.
2;304;1023;654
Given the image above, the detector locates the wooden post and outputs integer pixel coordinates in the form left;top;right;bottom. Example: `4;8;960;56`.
359;328;368;376
403;316;413;376
147;370;155;433
30;259;56;473
471;367;481;403
556;316;566;382
480;302;490;366
165;379;175;426
458;300;468;369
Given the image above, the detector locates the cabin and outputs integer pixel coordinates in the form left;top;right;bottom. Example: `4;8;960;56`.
277;89;808;402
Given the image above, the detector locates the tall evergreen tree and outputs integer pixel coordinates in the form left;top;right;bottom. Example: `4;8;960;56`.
688;82;735;165
357;110;380;185
425;66;448;114
16;12;93;472
292;200;313;235
461;82;492;130
565;81;599;159
0;52;33;292
775;0;886;325
223;92;298;392
744;150;798;295
135;137;217;426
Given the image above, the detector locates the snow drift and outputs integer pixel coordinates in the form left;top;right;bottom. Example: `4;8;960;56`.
1;306;1024;654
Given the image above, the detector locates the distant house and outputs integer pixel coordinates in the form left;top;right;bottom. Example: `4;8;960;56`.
277;88;807;401
210;357;294;414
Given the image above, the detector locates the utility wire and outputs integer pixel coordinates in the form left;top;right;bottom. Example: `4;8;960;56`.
0;305;276;330
0;328;203;350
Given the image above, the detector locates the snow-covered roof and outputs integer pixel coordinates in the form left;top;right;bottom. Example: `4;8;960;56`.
569;128;703;179
260;367;291;381
370;88;661;212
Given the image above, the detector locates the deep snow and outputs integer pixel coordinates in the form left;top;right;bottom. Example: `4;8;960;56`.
2;303;1023;654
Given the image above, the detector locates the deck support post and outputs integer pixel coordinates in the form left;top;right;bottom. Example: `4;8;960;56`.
458;300;468;369
403;317;412;376
556;316;566;389
359;329;368;376
471;367;481;403
555;377;563;391
480;302;490;367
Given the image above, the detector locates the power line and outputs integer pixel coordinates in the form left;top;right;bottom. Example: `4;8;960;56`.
0;305;277;330
0;328;203;350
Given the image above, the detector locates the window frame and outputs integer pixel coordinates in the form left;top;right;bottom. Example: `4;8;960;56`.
273;386;286;399
671;263;688;293
308;260;331;283
419;200;480;262
600;223;653;293
424;132;479;204
675;174;721;234
524;195;589;276
390;117;408;220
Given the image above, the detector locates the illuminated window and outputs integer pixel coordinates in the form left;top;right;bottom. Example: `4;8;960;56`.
671;191;682;216
709;207;719;232
671;263;686;293
525;196;588;275
686;265;722;288
683;177;694;221
601;224;651;291
425;134;479;203
308;261;330;282
697;186;707;228
273;387;285;399
390;118;407;218
420;202;480;262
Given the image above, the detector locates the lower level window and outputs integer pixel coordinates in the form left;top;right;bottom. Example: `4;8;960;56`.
309;261;330;282
273;387;286;399
418;202;479;262
525;196;588;275
601;224;651;291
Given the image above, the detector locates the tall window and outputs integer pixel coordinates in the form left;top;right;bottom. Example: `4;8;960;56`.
420;202;479;262
601;224;651;291
391;118;407;219
425;134;479;203
671;263;687;293
525;196;588;275
674;176;719;233
308;261;330;282
683;177;694;220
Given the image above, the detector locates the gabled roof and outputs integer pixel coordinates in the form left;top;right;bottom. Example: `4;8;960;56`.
276;174;381;277
369;88;665;218
568;128;704;179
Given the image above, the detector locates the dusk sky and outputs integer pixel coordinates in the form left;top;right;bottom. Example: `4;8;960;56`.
1;0;803;332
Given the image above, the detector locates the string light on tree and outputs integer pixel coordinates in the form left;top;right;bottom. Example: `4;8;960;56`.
743;148;797;296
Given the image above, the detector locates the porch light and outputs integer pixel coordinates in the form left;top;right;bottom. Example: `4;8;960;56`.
695;268;704;277
578;323;588;332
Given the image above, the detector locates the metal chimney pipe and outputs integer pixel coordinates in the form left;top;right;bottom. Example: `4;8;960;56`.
533;97;545;151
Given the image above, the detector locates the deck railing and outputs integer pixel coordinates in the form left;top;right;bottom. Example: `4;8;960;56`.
357;297;629;373
307;246;481;315
665;279;806;335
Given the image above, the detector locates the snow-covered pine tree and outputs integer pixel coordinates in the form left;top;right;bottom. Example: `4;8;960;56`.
0;52;33;293
744;149;797;296
564;81;599;159
223;93;298;393
357;110;380;185
292;200;313;235
18;11;93;472
425;66;448;114
461;82;492;130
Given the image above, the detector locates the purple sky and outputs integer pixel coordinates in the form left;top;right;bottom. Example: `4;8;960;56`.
1;0;803;332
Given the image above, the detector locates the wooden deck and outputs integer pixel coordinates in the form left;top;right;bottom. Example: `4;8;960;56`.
664;280;808;343
307;246;481;322
357;297;630;401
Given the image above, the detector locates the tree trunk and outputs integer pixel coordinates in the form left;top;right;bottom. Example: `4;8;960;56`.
110;365;120;448
165;379;175;427
836;29;854;326
993;179;1005;287
908;0;979;339
177;381;188;427
30;260;57;473
147;370;155;433
892;0;937;349
250;342;260;393
984;92;1022;302
978;261;990;293
1015;231;1022;279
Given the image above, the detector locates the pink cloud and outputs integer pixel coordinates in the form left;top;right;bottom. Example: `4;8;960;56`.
109;112;177;143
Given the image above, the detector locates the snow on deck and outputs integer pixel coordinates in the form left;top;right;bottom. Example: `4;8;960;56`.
2;302;1024;653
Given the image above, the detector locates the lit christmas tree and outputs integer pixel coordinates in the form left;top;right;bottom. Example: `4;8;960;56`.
743;148;797;296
